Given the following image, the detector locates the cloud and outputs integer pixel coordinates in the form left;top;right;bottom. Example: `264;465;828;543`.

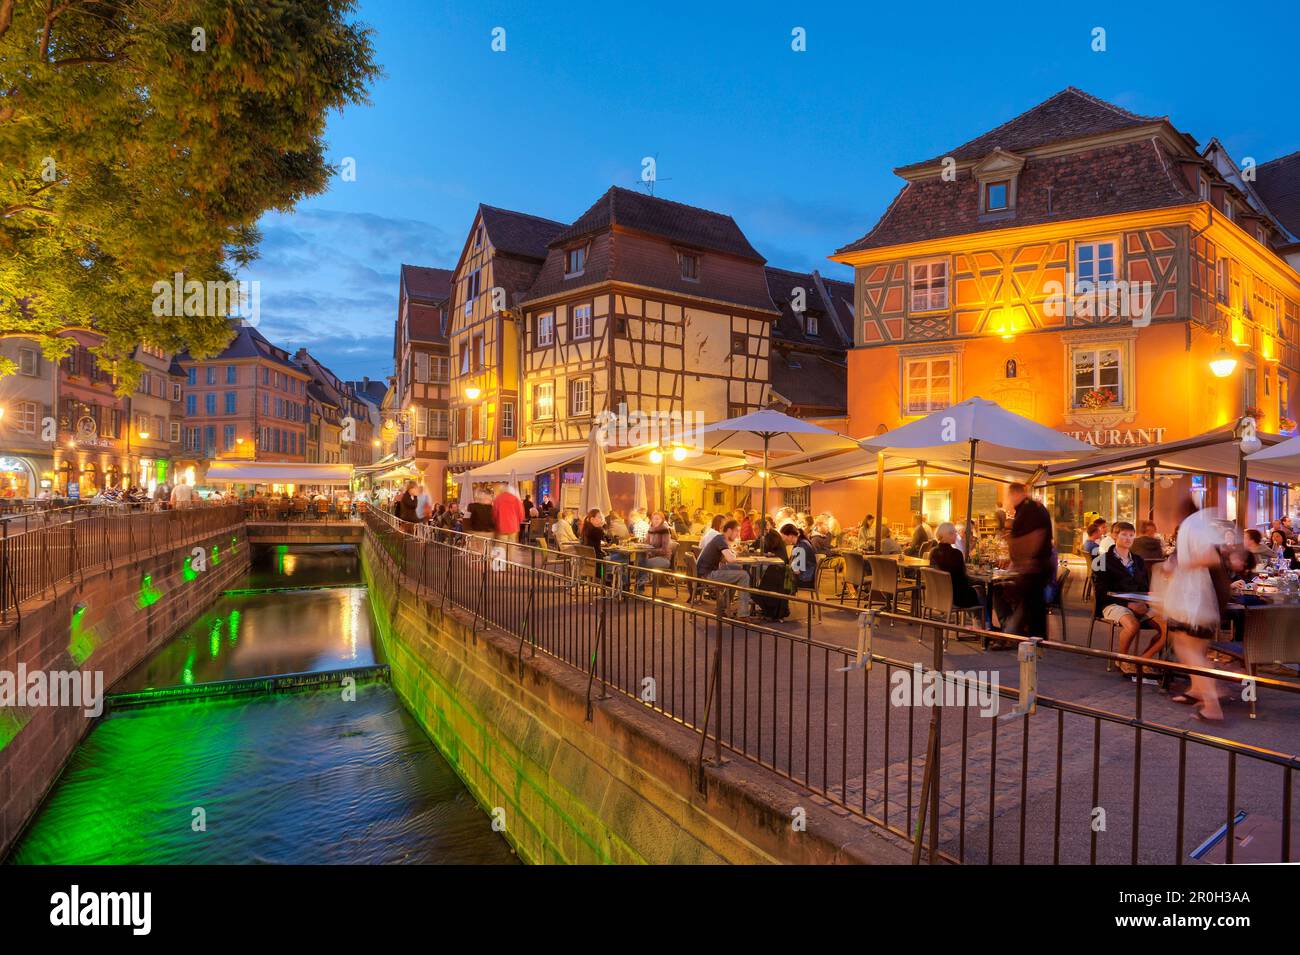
236;208;457;379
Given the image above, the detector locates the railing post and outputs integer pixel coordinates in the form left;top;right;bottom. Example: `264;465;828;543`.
585;590;610;721
695;602;726;793
912;621;945;865
516;582;535;677
0;522;8;625
471;544;489;644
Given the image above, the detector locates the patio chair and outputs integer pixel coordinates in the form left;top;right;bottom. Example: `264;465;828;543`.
1242;606;1300;719
917;566;983;650
838;551;871;606
1086;570;1160;671
536;536;574;579
866;556;919;621
291;499;308;520
1046;566;1071;644
572;544;602;594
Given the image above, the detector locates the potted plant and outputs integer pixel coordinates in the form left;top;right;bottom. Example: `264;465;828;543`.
1078;388;1117;411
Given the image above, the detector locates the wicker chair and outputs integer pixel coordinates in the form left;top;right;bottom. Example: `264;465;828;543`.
1242;606;1300;719
917;566;984;650
838;551;871;606
866;556;919;620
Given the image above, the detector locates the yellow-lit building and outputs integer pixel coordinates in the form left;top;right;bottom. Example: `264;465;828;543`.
823;88;1300;545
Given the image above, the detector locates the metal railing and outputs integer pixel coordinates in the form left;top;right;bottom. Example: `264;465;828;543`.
0;503;245;624
362;509;1300;865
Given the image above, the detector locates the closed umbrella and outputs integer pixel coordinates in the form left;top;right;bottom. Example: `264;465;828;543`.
633;473;648;513
692;408;856;519
578;423;612;518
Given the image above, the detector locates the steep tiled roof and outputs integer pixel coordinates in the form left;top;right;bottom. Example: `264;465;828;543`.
548;187;765;261
838;139;1195;254
480;205;567;261
897;87;1164;174
770;348;847;416
1255;150;1300;241
765;267;851;350
346;378;388;406
401;264;453;303
177;320;302;371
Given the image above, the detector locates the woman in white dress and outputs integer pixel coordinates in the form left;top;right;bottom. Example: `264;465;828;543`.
1156;498;1227;721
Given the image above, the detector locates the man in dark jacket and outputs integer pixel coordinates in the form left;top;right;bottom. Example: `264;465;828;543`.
394;481;419;526
1005;483;1053;639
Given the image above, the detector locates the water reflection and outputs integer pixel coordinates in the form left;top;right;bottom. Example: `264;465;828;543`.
9;684;518;865
117;546;375;692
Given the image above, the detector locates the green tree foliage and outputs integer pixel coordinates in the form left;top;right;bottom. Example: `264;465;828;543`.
0;0;379;390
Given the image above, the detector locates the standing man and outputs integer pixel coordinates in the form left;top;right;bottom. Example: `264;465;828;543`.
491;482;525;565
1005;482;1053;640
394;481;419;528
169;479;194;510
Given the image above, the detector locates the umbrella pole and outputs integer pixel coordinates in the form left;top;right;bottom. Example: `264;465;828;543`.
1147;458;1157;524
660;450;667;515
762;437;770;525
874;452;885;552
965;438;978;564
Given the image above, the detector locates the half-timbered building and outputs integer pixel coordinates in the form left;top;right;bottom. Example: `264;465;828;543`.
827;87;1300;542
394;264;453;495
446;206;566;477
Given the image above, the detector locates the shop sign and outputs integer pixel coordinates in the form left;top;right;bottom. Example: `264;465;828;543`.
1062;427;1167;448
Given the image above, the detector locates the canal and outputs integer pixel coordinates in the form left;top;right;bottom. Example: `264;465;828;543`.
7;545;518;865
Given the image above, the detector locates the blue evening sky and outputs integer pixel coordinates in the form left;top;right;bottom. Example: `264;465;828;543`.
241;0;1300;381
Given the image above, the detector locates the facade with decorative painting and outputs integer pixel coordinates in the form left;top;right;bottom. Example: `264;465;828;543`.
830;88;1300;540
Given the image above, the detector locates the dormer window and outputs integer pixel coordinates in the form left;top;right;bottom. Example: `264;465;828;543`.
1199;176;1211;202
984;181;1010;212
678;252;699;281
805;311;819;336
973;148;1024;219
473;225;484;250
565;245;587;278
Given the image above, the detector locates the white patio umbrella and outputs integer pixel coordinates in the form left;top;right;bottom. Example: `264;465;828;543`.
718;467;810;489
859;397;1096;557
1246;433;1300;473
578;423;612;517
692;408;856;518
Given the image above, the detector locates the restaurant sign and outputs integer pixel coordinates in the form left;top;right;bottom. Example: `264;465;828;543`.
1062;427;1167;448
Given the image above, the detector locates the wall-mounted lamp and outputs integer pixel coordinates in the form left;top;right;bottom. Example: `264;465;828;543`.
464;386;481;401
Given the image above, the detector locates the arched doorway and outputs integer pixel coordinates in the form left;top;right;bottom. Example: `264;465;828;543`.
80;462;98;495
0;457;35;498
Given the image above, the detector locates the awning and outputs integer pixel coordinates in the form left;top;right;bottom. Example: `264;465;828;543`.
460;444;587;484
204;461;353;485
1044;426;1295;485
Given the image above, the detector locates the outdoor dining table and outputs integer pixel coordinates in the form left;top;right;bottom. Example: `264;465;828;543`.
606;542;655;592
730;554;786;588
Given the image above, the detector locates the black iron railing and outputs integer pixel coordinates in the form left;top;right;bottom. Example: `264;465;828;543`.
0;503;245;624
363;508;1299;865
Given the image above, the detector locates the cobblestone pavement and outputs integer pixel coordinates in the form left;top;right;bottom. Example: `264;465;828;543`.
427;546;1300;864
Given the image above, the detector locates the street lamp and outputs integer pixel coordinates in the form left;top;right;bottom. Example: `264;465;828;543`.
464;386;481;401
1209;347;1238;378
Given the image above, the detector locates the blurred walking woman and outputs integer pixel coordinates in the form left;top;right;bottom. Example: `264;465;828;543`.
1158;497;1228;721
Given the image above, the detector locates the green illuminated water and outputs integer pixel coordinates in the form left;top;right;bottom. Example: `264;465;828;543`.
9;545;517;865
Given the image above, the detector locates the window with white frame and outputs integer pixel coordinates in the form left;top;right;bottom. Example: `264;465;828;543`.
428;409;447;439
1070;345;1124;408
14;400;37;434
536;312;554;347
909;259;948;312
1216;257;1230;303
806;312;819;336
170;420;181;443
18;347;38;376
903;356;954;415
431;354;449;383
678;252;699;281
464;270;481;314
535;382;554;420
569;378;591;417
565;246;587;278
572;304;592;340
501;400;515;438
1075;240;1117;290
414;352;429;383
